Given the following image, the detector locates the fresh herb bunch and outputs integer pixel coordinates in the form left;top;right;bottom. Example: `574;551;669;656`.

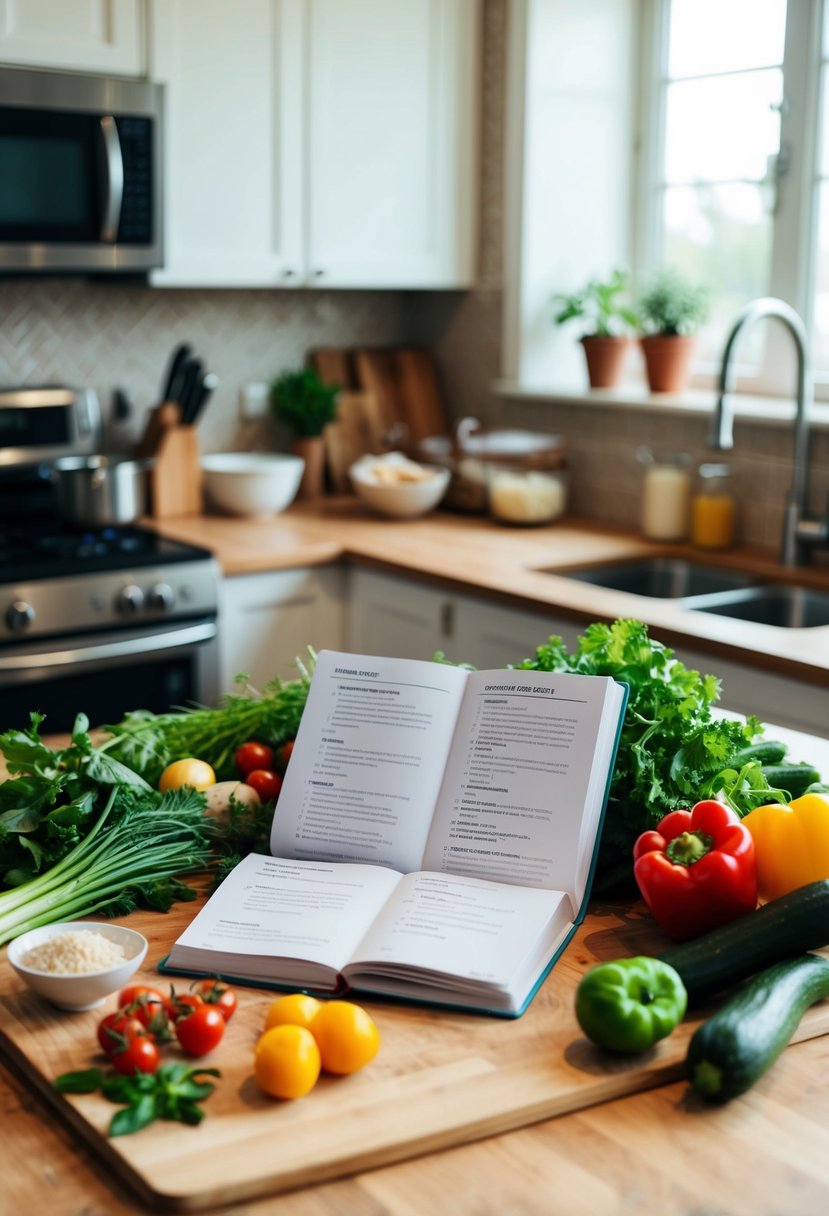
552;267;639;338
54;1063;220;1137
270;368;339;438
514;619;770;894
0;713;211;943
102;660;313;785
637;266;709;336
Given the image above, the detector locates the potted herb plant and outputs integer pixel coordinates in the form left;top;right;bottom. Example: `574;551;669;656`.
270;367;340;499
637;267;709;394
552;268;639;389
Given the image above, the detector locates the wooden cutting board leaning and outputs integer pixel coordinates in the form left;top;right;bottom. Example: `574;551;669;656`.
2;897;829;1213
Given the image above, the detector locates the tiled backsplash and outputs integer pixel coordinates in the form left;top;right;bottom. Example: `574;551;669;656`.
0;278;410;455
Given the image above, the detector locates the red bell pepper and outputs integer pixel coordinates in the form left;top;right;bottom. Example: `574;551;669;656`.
633;799;758;942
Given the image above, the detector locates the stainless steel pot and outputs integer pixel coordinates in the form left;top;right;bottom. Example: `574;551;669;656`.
51;455;152;526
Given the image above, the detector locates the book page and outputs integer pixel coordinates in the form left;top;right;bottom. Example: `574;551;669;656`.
345;870;570;990
421;668;621;900
270;650;468;873
168;854;402;977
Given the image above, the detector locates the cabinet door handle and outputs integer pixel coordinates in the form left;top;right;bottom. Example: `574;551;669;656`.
440;601;455;638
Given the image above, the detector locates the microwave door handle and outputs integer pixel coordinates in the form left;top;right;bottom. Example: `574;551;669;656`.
99;115;124;243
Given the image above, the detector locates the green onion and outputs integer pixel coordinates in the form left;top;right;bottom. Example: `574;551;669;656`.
0;786;211;947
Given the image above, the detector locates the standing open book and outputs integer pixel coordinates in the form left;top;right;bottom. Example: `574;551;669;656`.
163;650;628;1016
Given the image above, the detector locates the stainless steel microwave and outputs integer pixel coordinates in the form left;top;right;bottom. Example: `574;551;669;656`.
0;67;163;274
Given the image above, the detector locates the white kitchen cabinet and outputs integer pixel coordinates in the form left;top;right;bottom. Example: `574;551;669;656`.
150;0;478;289
347;568;577;668
218;567;346;694
0;0;145;75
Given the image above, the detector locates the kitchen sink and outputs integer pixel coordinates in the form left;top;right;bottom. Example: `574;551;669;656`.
547;557;760;599
690;585;829;629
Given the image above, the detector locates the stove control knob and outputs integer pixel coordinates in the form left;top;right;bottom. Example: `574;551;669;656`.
147;582;175;612
5;600;35;633
116;584;145;615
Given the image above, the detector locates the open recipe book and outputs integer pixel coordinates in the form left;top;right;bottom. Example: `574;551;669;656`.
163;650;628;1016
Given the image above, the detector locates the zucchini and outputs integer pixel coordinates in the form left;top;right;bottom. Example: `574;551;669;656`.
760;762;823;799
660;879;829;1000
686;953;829;1101
729;740;789;767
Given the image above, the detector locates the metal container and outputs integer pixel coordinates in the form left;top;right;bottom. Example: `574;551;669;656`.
51;455;152;526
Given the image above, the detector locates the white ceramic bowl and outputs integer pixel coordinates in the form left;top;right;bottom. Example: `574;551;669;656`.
201;452;305;517
349;454;450;519
8;921;148;1011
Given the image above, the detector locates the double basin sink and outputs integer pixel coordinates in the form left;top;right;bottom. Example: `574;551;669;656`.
543;557;829;629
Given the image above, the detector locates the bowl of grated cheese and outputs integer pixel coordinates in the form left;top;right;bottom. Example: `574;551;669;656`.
8;921;148;1011
349;451;450;519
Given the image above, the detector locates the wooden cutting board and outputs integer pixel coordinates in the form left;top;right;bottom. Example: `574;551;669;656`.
354;348;448;445
2;900;829;1212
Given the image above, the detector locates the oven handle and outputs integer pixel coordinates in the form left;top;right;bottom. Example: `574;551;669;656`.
0;621;217;678
99;115;125;243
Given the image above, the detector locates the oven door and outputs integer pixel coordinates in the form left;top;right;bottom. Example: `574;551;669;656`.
0;619;218;734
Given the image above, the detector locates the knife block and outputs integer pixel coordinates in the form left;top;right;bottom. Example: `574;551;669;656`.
149;425;203;518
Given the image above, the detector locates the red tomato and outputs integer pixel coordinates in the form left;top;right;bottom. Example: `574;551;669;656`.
170;991;204;1021
110;1035;161;1076
245;769;283;802
96;1011;147;1056
276;740;295;773
194;978;237;1022
119;984;172;1037
235;741;275;776
174;1004;226;1057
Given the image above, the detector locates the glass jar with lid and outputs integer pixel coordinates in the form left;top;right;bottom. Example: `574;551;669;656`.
487;466;569;526
639;450;692;541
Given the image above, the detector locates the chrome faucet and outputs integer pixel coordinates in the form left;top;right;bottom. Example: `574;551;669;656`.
710;296;828;566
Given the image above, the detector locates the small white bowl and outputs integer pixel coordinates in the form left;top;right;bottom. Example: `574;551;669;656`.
349;454;450;519
8;922;148;1011
201;452;305;517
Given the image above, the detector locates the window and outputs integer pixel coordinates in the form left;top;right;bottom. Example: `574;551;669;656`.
506;0;829;399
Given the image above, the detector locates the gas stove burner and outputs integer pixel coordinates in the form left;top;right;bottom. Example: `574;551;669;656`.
0;522;214;583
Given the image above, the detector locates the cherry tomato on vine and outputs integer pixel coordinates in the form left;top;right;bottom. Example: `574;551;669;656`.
276;740;295;773
235;741;275;776
110;1034;162;1076
118;984;172;1037
96;1011;147;1056
174;1003;227;1057
194;978;238;1022
170;992;204;1021
245;769;283;802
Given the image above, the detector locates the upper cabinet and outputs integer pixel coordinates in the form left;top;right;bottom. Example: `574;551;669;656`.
0;0;145;75
150;0;480;289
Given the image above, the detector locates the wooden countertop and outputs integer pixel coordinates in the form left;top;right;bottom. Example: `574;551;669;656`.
3;718;829;1214
151;499;829;688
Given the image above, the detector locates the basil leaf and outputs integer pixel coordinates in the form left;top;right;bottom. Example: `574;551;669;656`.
109;1094;158;1138
53;1068;104;1094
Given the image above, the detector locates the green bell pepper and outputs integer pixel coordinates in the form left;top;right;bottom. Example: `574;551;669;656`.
575;956;688;1053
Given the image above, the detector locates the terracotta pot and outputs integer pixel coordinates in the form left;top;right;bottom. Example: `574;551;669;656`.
291;435;326;500
640;334;696;394
580;335;631;389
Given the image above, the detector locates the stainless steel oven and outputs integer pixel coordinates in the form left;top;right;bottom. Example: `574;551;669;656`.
0;67;163;274
0;387;219;734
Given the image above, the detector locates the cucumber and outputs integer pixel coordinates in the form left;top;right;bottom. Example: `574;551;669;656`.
729;740;789;767
660;879;829;1000
686;953;829;1101
760;762;823;799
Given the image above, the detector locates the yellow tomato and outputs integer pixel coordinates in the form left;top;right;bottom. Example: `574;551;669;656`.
254;1024;321;1099
310;1000;380;1075
264;992;322;1032
158;757;216;792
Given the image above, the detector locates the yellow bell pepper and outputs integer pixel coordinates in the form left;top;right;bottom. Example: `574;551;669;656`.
743;792;829;901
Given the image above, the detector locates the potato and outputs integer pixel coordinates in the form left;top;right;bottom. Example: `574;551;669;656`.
203;780;261;823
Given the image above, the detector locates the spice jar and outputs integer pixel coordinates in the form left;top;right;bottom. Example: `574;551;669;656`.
640;452;691;541
691;462;735;550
